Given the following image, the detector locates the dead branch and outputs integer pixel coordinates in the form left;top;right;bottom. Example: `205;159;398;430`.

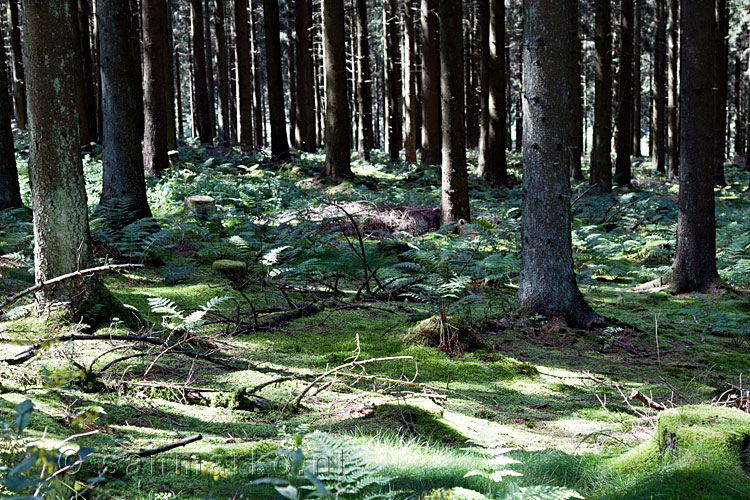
134;434;202;458
629;389;667;411
0;264;143;312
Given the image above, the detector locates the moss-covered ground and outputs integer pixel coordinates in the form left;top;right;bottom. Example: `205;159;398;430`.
1;139;749;499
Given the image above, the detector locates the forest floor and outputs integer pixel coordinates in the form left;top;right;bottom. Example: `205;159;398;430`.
1;138;749;499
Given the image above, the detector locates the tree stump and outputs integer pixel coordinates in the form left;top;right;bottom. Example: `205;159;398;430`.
184;195;215;216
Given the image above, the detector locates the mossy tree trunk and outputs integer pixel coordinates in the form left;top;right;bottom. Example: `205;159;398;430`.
322;0;352;182
439;0;470;224
518;0;602;328
420;0;440;165
98;0;152;222
671;0;720;293
263;0;291;162
22;0;98;315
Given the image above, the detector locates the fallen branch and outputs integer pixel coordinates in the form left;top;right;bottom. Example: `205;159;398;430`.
629;389;667;411
0;264;143;312
134;434;202;458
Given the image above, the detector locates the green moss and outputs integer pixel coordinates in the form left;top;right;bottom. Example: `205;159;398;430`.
405;315;485;353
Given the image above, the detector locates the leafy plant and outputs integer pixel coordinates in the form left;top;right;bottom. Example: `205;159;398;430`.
147;295;231;332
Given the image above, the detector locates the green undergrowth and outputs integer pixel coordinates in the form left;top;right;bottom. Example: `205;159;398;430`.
1;142;749;499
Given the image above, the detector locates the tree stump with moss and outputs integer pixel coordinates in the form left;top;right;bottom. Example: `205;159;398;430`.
212;259;246;285
404;315;483;354
184;195;215;216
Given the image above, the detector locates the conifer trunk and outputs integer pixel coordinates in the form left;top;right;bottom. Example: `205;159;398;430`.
590;0;613;192
263;0;291;161
420;0;440;164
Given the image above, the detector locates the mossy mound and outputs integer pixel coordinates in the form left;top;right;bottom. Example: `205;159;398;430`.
79;282;142;331
405;315;484;353
608;405;750;475
212;259;246;284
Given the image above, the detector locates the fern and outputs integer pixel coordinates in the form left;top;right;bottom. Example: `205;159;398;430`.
147;295;231;331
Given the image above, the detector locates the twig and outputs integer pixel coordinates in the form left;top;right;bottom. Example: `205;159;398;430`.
0;264;143;312
134;434;202;458
629;389;667;411
570;184;597;209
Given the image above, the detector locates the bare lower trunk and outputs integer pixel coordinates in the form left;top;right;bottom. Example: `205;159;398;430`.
671;0;720;292
263;0;291;161
633;0;642;156
142;0;170;175
567;0;583;180
355;0;373;160
420;0;440;164
590;0;612;192
439;0;470;224
295;0;316;152
477;0;507;184
99;0;152;221
322;0;351;182
191;0;212;144
384;0;402;161
653;0;667;174
215;0;230;145
0;18;21;210
615;0;634;186
7;0;26;130
518;0;601;328
666;0;679;181
713;0;728;185
234;0;254;149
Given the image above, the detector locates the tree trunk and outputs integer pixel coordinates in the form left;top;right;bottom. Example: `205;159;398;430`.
7;0;26;130
98;0;152;222
567;0;583;180
590;0;612;192
384;0;402;161
175;39;185;138
615;0;634;186
671;0;720;293
322;0;351;182
439;0;470;224
518;0;601;328
0;18;21;211
355;0;373;160
735;55;745;158
296;0;316;152
165;0;177;151
215;0;230;145
653;0;667;174
22;0;96;314
713;0;728;185
420;0;440;164
633;0;642;156
263;0;291;162
203;0;216;138
190;0;212;143
477;0;507;184
464;1;478;150
250;0;264;147
666;0;679;181
129;0;144;140
78;0;99;143
403;0;417;163
286;8;297;150
142;0;170;175
233;0;254;149
514;9;522;153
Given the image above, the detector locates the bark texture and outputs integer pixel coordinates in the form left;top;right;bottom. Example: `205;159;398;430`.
215;0;230;145
518;0;601;327
633;0;642;156
403;0;417;163
567;0;583;180
420;0;440;164
98;0;152;222
263;0;291;162
672;0;720;293
322;0;351;182
713;0;728;185
653;0;667;173
666;0;679;181
22;0;96;314
439;0;470;224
